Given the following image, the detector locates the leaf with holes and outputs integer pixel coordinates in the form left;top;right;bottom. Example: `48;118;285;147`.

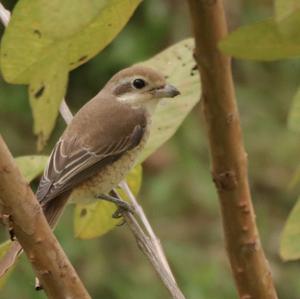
0;0;141;83
28;45;69;150
15;155;48;182
73;164;142;239
280;198;300;260
0;0;141;148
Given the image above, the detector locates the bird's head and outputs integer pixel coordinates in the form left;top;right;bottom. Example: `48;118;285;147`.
105;66;180;112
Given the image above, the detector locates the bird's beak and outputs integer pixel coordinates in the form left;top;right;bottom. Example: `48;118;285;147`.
153;84;180;98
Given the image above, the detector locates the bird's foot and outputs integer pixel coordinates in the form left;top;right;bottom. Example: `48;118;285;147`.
96;194;133;219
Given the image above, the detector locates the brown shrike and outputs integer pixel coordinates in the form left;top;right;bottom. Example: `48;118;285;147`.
0;65;180;275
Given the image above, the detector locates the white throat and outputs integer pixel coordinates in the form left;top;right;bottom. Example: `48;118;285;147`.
116;93;159;115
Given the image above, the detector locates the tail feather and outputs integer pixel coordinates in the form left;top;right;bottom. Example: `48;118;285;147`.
43;193;70;228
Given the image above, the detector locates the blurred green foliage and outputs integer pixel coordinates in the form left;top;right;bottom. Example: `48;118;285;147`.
1;0;300;299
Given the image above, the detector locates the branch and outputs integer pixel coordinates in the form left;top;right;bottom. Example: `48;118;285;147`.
186;1;278;298
0;136;91;299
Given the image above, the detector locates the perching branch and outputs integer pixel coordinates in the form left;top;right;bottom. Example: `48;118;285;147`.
186;1;278;299
119;181;176;283
122;212;184;299
0;136;91;299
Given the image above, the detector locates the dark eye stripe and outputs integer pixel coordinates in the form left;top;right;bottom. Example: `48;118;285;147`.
114;82;132;95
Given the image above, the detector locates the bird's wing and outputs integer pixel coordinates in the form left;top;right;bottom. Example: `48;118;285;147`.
36;123;145;206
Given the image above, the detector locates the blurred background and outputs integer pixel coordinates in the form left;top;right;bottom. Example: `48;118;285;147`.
1;0;300;298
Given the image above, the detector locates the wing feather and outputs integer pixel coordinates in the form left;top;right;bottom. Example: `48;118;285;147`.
36;123;145;206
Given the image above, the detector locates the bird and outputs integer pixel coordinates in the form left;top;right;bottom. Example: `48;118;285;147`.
0;65;180;277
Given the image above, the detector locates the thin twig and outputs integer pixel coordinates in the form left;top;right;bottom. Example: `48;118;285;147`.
122;212;185;299
0;2;10;26
119;181;176;282
59;99;73;125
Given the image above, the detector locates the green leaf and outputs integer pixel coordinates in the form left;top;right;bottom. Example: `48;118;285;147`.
280;198;300;260
28;45;69;150
137;38;200;162
275;0;300;21
0;241;15;289
15;155;48;182
73;165;142;239
288;85;300;132
38;0;108;39
0;0;141;83
219;17;300;60
0;0;141;147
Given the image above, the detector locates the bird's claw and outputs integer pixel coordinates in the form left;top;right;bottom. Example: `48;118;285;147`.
96;193;133;218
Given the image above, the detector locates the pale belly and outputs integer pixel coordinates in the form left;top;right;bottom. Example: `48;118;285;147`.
69;137;146;204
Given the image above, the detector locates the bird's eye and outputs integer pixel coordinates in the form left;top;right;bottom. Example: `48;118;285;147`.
132;78;146;89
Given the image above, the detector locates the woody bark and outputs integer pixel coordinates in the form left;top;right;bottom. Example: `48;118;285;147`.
186;1;278;298
0;136;91;299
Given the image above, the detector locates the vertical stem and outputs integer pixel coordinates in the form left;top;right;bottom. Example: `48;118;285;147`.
186;1;278;298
